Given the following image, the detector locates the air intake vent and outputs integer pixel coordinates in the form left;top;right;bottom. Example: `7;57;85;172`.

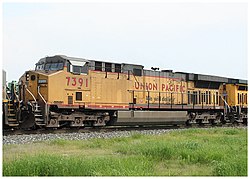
68;96;73;105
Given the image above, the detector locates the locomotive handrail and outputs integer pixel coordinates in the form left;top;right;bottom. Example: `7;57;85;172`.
220;96;230;112
5;90;10;101
14;89;19;102
25;86;37;102
38;86;47;104
131;71;139;83
38;85;49;124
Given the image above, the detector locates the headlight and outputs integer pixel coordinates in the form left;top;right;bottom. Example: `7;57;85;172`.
31;75;36;81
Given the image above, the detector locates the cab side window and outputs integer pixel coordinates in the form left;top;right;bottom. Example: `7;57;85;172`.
73;66;81;73
76;92;82;101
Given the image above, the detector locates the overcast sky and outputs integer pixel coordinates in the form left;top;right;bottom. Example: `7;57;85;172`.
2;2;248;81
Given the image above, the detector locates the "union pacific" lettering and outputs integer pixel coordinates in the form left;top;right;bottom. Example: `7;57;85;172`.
134;82;185;92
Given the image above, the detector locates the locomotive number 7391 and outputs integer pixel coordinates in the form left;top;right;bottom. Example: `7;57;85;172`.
66;77;88;87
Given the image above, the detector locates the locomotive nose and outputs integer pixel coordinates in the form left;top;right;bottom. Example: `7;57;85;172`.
19;71;48;103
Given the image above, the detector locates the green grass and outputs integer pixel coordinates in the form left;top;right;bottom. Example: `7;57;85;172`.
2;127;247;176
3;154;153;176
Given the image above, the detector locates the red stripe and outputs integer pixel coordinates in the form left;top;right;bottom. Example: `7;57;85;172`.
87;105;129;109
132;105;224;109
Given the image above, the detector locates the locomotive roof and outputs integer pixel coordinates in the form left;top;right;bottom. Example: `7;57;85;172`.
36;55;247;84
37;55;143;67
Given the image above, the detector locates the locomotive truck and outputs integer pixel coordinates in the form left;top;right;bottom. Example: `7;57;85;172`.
3;55;248;129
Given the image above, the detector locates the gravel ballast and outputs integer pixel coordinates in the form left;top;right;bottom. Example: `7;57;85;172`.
3;129;174;145
3;127;246;145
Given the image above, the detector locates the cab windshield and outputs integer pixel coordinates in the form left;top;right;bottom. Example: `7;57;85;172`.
44;63;64;71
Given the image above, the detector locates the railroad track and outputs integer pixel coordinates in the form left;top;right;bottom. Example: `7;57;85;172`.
3;125;179;136
2;123;243;136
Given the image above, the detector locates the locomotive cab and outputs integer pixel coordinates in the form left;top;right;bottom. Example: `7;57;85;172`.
35;55;90;74
18;55;98;128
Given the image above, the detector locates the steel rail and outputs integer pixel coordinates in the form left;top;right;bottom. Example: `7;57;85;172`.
2;123;245;136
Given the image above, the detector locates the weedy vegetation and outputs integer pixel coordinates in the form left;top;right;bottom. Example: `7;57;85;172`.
3;127;247;176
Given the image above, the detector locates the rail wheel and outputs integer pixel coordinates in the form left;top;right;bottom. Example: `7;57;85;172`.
19;110;35;129
243;118;247;126
93;117;106;127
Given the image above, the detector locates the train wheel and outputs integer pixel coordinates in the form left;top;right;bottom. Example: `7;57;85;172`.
196;119;203;126
243;118;247;126
19;111;35;129
93;117;106;127
185;119;191;127
209;119;216;126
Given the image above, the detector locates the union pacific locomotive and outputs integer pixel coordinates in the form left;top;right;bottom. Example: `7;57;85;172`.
3;55;248;129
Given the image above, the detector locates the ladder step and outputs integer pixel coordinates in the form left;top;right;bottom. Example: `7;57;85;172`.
8;124;19;127
36;123;46;126
35;119;45;122
8;114;16;117
8;118;18;122
35;114;43;117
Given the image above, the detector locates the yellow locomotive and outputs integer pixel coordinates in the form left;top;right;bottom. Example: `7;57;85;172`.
3;55;248;128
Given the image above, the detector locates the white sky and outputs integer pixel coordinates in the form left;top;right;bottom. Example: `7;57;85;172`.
2;2;248;81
